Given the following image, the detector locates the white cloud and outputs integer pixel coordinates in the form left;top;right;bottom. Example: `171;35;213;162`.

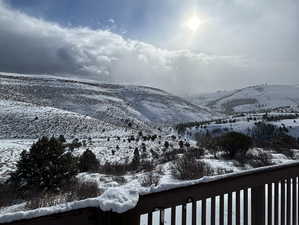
0;1;269;94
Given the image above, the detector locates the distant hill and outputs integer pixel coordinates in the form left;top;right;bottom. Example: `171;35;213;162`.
0;72;212;138
189;84;299;114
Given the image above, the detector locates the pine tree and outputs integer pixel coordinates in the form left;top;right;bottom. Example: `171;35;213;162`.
131;148;140;170
58;135;66;143
9;136;78;194
164;141;169;149
79;149;99;172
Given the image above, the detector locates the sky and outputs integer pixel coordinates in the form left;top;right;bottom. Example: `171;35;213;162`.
0;0;298;94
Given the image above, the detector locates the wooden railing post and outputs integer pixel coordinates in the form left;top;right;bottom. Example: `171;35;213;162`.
251;185;266;225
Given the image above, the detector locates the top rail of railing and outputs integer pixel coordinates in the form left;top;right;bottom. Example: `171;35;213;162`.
1;161;299;225
132;161;299;215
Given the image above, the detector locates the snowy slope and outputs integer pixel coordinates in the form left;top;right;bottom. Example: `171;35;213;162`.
186;113;299;139
190;84;299;114
0;72;212;138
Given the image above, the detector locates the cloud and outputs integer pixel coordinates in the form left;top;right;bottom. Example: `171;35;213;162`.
1;0;298;95
0;1;250;94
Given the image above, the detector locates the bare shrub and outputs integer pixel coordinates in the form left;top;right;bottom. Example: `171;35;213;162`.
246;151;273;168
185;147;205;159
26;193;66;209
214;168;234;175
112;176;126;185
100;162;130;175
156;165;165;175
26;180;101;209
139;160;155;172
66;181;101;201
160;148;185;163
140;172;160;187
0;182;18;208
171;155;213;180
275;148;295;159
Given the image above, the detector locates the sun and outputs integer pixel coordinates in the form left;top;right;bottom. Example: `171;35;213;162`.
185;14;201;32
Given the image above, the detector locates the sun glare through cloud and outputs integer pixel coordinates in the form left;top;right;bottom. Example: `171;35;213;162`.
184;14;202;32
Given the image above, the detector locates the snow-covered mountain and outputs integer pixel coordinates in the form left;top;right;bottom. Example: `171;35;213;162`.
0;72;212;138
190;84;299;114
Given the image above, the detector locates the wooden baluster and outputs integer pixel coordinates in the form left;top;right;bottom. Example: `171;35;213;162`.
182;204;187;225
228;193;232;225
293;177;297;225
274;182;279;225
211;196;216;225
268;183;273;225
171;206;176;225
236;190;241;225
148;211;153;225
192;201;197;225
160;209;165;225
202;199;206;225
282;180;286;225
287;178;291;225
252;184;266;225
220;195;224;225
244;189;248;225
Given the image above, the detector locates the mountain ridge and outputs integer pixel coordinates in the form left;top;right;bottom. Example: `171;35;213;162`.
0;72;212;138
189;84;299;114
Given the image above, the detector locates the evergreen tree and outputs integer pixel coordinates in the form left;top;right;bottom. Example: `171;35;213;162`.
10;136;78;194
164;141;169;149
58;135;66;143
131;148;140;170
178;140;184;148
79;149;99;172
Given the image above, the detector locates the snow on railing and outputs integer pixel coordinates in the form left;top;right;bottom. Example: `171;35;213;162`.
1;161;299;225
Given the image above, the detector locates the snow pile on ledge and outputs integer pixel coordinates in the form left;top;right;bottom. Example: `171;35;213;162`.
98;187;139;213
0;172;208;223
0;187;139;224
0;175;229;224
2;162;295;224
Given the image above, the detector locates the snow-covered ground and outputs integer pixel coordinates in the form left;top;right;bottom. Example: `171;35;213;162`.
186;113;299;139
1;112;299;219
0;72;213;140
0;133;297;223
1;73;299;224
190;84;299;114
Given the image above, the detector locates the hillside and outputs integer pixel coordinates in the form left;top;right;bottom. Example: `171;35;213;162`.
0;72;212;138
190;84;299;114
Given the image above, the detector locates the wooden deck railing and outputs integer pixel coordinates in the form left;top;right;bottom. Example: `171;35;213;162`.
2;161;299;225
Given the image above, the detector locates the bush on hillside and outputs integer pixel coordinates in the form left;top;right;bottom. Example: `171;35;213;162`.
131;148;140;170
171;155;213;180
160;148;185;163
185;147;205;159
26;180;101;209
100;162;130;175
66;181;101;201
216;132;252;159
0;182;18;208
250;122;283;146
245;150;273;168
140;172;160;187
79;149;99;172
139;160;155;172
9;136;78;196
271;134;299;151
195;132;220;158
